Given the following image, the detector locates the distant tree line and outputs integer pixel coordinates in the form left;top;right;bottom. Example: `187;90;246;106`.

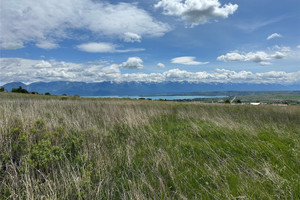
0;86;51;95
0;86;77;97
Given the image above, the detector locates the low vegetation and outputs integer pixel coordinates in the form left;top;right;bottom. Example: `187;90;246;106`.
180;91;300;105
0;92;299;199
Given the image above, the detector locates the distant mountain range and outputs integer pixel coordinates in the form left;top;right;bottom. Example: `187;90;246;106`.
1;81;300;96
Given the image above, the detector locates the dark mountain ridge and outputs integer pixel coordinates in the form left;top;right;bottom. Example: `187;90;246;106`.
2;81;300;96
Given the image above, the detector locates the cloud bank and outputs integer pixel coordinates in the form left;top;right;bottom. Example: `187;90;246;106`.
217;47;290;65
0;0;170;49
155;0;238;26
1;58;299;85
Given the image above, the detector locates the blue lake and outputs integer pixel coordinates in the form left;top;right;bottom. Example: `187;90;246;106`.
88;95;227;100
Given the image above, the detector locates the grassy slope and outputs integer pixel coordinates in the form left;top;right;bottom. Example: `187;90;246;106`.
166;91;300;104
0;93;299;199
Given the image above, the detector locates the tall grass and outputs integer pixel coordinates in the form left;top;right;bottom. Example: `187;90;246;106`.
0;93;299;199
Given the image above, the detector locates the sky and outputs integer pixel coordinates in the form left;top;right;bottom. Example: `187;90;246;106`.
1;0;300;85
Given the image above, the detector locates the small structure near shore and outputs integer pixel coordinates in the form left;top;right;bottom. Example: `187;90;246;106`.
250;102;261;106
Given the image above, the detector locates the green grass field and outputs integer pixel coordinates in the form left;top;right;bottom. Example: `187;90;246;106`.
169;91;300;104
0;93;299;199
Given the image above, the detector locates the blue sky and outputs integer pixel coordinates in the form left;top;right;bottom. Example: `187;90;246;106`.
1;0;300;85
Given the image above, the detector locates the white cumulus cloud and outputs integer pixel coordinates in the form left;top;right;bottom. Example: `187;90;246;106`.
217;48;289;65
267;33;282;40
119;57;144;69
272;51;286;59
171;56;209;65
157;63;165;68
155;0;238;26
123;32;142;43
0;0;170;49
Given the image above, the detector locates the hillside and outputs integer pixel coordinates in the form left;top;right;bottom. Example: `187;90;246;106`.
0;93;299;199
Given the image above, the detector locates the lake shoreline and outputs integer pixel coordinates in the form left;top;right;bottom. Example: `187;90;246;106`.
83;95;228;100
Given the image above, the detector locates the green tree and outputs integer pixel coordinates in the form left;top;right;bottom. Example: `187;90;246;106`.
225;99;231;104
11;86;29;94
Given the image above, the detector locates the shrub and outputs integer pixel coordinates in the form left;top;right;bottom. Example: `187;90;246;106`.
27;139;62;171
63;130;84;160
0;87;4;92
60;96;68;100
45;92;51;95
8;125;28;166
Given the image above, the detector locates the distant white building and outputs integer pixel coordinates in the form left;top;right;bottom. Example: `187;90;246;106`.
250;102;261;106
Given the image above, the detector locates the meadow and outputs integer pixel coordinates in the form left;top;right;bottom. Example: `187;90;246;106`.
0;93;299;199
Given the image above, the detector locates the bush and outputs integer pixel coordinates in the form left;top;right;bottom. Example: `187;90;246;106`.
0;87;4;92
225;99;231;104
27;138;63;172
45;92;51;95
60;96;68;100
1;118;87;175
